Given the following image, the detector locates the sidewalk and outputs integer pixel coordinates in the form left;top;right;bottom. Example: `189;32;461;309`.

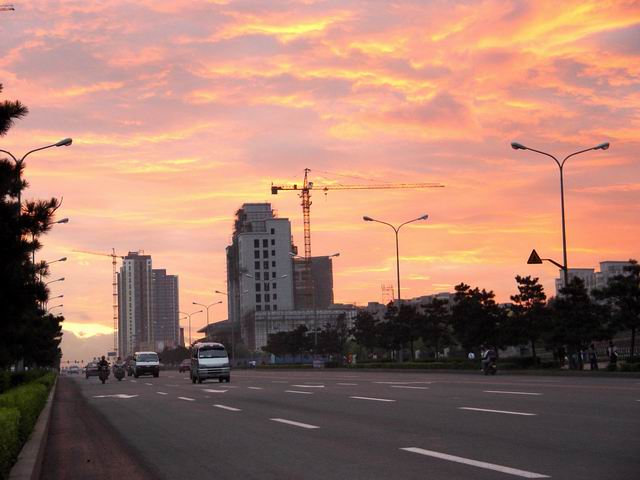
40;377;157;480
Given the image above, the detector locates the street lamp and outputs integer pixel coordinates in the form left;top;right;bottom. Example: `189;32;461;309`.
215;289;248;362
47;304;63;313
192;300;223;336
511;141;609;287
45;257;67;266
363;214;429;303
179;310;203;347
45;277;65;287
0;138;73;204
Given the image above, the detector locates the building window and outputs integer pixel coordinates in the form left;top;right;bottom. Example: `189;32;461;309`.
264;283;270;292
272;271;276;279
271;250;275;256
254;261;260;270
270;228;275;234
256;305;262;311
254;250;260;259
265;304;271;311
254;239;260;248
263;250;269;258
263;239;269;248
255;272;261;280
271;239;275;246
273;304;278;311
255;294;261;303
265;294;270;302
255;283;261;292
273;293;278;300
272;282;277;289
263;261;269;269
271;261;276;267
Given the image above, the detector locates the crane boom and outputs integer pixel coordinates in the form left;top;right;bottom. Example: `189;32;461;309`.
72;249;125;355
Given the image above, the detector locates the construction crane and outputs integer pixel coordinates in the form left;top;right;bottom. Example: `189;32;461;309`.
271;168;444;259
73;249;125;354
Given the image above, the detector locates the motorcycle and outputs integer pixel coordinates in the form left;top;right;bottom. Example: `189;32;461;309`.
98;365;110;384
483;360;497;375
113;364;125;381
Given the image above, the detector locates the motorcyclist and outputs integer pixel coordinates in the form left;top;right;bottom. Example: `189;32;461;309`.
112;356;124;372
98;356;109;373
481;346;497;373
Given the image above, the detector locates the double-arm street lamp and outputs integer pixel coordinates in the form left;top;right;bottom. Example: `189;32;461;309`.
363;214;429;303
192;300;223;335
45;277;65;287
511;141;610;287
179;310;203;347
47;304;63;313
0;138;73;205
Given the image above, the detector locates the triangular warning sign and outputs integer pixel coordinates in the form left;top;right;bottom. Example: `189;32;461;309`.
527;249;543;264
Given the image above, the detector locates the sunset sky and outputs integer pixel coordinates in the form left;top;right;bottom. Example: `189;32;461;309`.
1;1;638;362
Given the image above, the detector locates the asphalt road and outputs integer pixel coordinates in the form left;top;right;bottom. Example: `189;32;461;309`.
46;370;640;479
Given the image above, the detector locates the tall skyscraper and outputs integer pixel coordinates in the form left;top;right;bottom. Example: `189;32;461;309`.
226;204;296;344
117;252;153;357
152;269;179;351
293;256;335;309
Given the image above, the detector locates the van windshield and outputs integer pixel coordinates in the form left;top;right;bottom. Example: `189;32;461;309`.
137;353;158;362
199;347;227;359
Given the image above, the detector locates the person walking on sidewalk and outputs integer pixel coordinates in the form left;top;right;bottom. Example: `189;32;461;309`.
607;341;618;370
588;344;598;370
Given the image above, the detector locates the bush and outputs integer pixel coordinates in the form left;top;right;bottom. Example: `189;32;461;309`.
0;372;10;395
620;361;640;372
0;407;21;478
0;383;48;443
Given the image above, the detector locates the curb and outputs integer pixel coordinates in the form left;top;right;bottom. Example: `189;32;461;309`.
9;377;58;480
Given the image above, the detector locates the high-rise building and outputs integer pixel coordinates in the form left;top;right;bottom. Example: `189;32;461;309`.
293;256;335;309
554;260;635;295
152;269;179;351
226;204;296;346
117;252;153;357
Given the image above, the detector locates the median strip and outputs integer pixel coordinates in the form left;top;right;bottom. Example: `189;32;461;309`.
459;407;536;416
270;418;319;429
349;396;395;402
178;396;195;402
285;390;313;395
484;390;542;396
401;447;549;478
213;404;241;412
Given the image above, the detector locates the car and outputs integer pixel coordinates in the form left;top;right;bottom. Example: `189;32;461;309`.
85;362;99;379
179;359;191;373
190;342;230;384
132;351;160;378
68;365;80;375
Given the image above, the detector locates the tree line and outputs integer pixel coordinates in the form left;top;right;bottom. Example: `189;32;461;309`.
0;84;64;370
263;267;640;367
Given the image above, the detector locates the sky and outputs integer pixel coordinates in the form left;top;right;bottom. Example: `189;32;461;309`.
1;0;638;363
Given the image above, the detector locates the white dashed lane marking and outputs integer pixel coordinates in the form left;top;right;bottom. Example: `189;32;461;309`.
337;383;358;386
178;396;195;402
247;386;263;390
285;390;313;395
291;384;324;388
391;385;429;390
459;407;536;416
202;389;228;393
156;392;168;395
349;396;395;403
484;390;542;396
270;418;319;429
213;404;241;412
401;447;549;478
145;383;153;386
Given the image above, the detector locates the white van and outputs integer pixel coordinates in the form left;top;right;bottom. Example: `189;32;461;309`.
191;342;230;384
132;351;160;378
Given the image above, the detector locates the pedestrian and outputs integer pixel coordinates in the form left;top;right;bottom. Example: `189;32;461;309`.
607;341;618;370
588;344;598;370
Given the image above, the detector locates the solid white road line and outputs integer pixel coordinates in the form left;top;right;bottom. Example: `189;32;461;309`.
337;383;358;386
291;384;325;388
270;418;319;429
459;407;536;416
178;396;195;402
145;383;153;386
285;390;313;395
213;404;241;412
247;386;263;390
391;385;429;390
484;390;542;396
401;447;549;478
349;396;395;402
203;389;228;393
156;392;168;395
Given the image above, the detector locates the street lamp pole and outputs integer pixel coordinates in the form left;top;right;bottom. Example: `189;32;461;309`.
192;301;222;337
179;310;202;347
511;141;610;287
363;214;429;303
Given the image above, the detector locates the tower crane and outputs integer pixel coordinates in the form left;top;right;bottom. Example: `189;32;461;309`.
72;248;126;354
271;168;444;259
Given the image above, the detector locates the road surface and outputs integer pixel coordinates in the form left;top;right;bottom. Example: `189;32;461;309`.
43;370;640;479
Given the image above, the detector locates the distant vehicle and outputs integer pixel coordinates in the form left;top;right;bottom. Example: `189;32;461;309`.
85;362;99;379
179;359;191;373
190;342;230;384
68;365;80;375
132;351;160;378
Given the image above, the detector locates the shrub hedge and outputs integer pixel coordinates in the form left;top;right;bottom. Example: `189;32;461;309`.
0;407;20;479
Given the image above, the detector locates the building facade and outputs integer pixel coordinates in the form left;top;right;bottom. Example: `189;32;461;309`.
225;204;296;346
293;256;335;310
554;260;634;295
152;269;179;351
117;252;153;357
